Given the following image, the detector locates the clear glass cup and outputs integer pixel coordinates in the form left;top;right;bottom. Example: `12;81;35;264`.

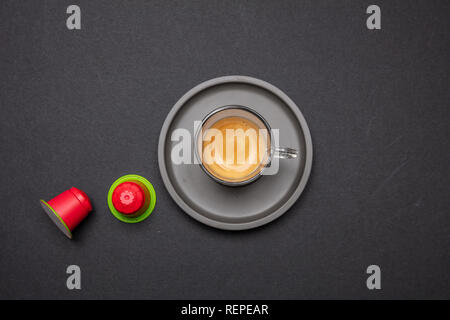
195;105;298;187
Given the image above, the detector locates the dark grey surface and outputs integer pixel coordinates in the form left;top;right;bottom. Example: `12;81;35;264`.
0;0;449;299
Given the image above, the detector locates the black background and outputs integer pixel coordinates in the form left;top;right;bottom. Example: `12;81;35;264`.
0;0;449;299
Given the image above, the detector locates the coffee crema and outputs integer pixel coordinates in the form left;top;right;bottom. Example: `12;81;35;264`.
201;116;270;182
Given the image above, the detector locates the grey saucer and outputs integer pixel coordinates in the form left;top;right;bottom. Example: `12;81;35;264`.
158;76;313;230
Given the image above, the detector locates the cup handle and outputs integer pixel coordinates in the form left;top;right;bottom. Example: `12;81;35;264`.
273;147;299;159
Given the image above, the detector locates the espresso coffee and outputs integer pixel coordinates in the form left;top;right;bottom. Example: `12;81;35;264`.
201;116;270;182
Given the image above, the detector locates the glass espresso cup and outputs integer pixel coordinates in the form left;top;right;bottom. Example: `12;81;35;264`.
195;105;298;186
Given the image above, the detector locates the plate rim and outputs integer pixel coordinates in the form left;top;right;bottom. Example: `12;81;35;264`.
158;75;313;230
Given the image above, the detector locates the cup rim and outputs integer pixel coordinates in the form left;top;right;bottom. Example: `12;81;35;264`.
194;105;274;187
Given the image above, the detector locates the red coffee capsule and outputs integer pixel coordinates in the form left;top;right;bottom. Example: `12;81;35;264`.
40;187;93;239
111;182;145;215
107;174;156;223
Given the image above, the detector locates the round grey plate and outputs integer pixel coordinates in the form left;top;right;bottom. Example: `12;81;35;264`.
158;76;313;230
